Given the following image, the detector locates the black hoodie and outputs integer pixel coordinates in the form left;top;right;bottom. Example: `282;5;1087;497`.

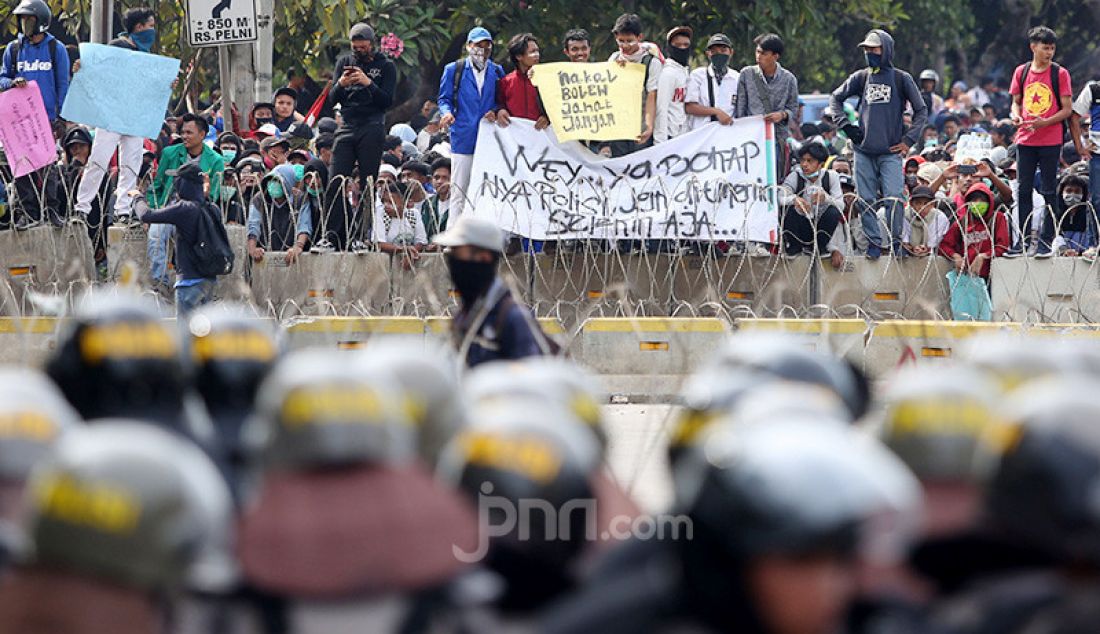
330;51;397;127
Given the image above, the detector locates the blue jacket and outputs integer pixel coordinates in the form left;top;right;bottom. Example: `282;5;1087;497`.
437;58;504;155
829;30;927;155
454;280;545;367
0;33;70;121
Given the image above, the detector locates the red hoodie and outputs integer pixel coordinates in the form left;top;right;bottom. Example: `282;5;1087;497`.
938;182;1009;277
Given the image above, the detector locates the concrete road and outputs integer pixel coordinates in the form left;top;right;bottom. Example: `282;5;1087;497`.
601;404;680;514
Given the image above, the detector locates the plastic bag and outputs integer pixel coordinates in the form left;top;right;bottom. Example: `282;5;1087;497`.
947;270;992;321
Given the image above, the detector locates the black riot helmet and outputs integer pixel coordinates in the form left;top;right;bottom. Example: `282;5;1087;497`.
45;291;186;428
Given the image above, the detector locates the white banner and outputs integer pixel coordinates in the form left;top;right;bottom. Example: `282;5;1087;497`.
466;117;779;242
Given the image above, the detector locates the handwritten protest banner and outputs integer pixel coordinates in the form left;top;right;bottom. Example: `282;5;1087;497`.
62;43;180;139
0;81;57;178
468;117;778;242
532;62;644;141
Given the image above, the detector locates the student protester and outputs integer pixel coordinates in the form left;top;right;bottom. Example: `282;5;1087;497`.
494;33;550;130
829;30;928;259
1073;68;1100;222
272;87;304;133
1;0;68;229
685;33;738;130
422;157;451;242
778;142;845;268
247;164;313;264
1051;171;1096;257
73;7;161;228
654;26;692;144
562;28;591;63
736;33;800;177
330;23;398;191
1010;26;1085;255
918;69;944;116
373;181;426;271
607;13;663;155
902;185;950;256
939;182;1011;283
438;27;505;219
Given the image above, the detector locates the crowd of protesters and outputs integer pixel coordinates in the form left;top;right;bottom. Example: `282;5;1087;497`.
0;2;1097;308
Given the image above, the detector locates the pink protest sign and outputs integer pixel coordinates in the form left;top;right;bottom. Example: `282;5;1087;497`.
0;81;57;178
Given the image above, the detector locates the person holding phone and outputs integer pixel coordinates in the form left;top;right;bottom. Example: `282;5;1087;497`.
329;22;397;193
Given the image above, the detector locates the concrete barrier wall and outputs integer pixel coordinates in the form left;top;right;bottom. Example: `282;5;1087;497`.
991;258;1100;323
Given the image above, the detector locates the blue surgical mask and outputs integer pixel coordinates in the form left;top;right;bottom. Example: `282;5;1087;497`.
864;51;882;69
221;149;237;164
131;29;156;52
801;166;820;179
221;186;237;199
292;164;305;181
266;180;285;199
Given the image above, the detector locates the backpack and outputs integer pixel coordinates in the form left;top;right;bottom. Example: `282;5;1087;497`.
6;36;61;97
794;171;833;197
451;58;503;117
1015;62;1067;135
192;202;235;278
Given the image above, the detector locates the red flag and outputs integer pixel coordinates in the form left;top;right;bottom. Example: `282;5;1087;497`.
305;82;332;127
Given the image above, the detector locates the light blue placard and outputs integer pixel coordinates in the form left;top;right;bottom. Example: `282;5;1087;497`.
61;43;180;139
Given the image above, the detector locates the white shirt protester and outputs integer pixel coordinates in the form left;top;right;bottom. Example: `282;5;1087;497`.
654;58;691;143
373;202;428;247
685;65;739;130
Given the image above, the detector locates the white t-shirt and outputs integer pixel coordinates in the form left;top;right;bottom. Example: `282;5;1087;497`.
373;201;427;246
685;66;739;130
1072;85;1100;152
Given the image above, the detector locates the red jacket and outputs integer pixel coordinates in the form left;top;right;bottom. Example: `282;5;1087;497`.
938;182;1010;277
496;69;544;121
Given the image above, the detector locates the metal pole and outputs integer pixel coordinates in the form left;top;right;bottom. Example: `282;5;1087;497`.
90;0;114;44
252;0;274;101
218;46;234;135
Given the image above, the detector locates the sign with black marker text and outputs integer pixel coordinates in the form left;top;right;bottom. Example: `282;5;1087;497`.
468;118;778;242
187;0;258;46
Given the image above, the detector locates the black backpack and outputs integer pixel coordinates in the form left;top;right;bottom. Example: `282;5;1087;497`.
192;202;235;278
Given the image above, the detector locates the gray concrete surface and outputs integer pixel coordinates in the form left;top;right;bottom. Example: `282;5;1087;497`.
602;404;679;514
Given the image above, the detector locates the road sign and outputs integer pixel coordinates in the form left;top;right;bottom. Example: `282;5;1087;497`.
187;0;259;47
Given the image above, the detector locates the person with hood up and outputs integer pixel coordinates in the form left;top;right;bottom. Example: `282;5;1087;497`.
939;182;1010;280
829;30;928;259
300;158;339;251
246;163;313;265
1051;171;1096;257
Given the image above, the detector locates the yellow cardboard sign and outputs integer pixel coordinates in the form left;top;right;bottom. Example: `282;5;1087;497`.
532;61;644;141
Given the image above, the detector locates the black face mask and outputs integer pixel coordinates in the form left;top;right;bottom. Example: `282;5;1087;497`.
668;46;691;67
255;117;274;126
446;255;496;303
356;50;373;64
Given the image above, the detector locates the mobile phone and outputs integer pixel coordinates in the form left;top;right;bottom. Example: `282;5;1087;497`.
957;164;977;175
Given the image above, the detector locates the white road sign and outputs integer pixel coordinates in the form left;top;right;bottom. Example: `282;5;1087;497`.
187;0;259;47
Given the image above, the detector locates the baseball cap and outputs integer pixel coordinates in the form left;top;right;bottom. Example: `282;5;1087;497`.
378;164;399;179
916;162;943;184
467;26;492;43
313;133;334;150
706;33;732;49
349;22;375;41
287;122;313;140
260;136;289;152
167;159;204;183
666;25;693;42
858;31;883;48
315;117;338;135
433;215;505;253
63;126;92;148
909;185;935;202
256;123;279;138
273;87;297;102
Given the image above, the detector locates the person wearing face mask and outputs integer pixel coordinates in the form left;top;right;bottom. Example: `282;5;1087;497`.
685;33;738;131
329;22;398;192
433;216;548;367
736;33;800;178
779;142;845;268
438;27;505;221
72;8;164;229
1051;172;1096;257
654;26;693;144
247;163;313;265
606;13;663;157
829;30;928;260
939;181;1010;280
0;0;69;230
246;101;276;139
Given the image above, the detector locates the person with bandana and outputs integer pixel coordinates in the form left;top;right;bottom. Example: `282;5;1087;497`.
654;26;692;144
939;181;1010;283
0;0;69;229
71;8;162;228
829;30;928;259
685;33;738;131
329;22;397;191
438;27;505;221
433;215;549;367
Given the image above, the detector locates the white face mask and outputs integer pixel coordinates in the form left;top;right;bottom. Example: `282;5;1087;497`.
1064;192;1083;205
468;46;488;70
